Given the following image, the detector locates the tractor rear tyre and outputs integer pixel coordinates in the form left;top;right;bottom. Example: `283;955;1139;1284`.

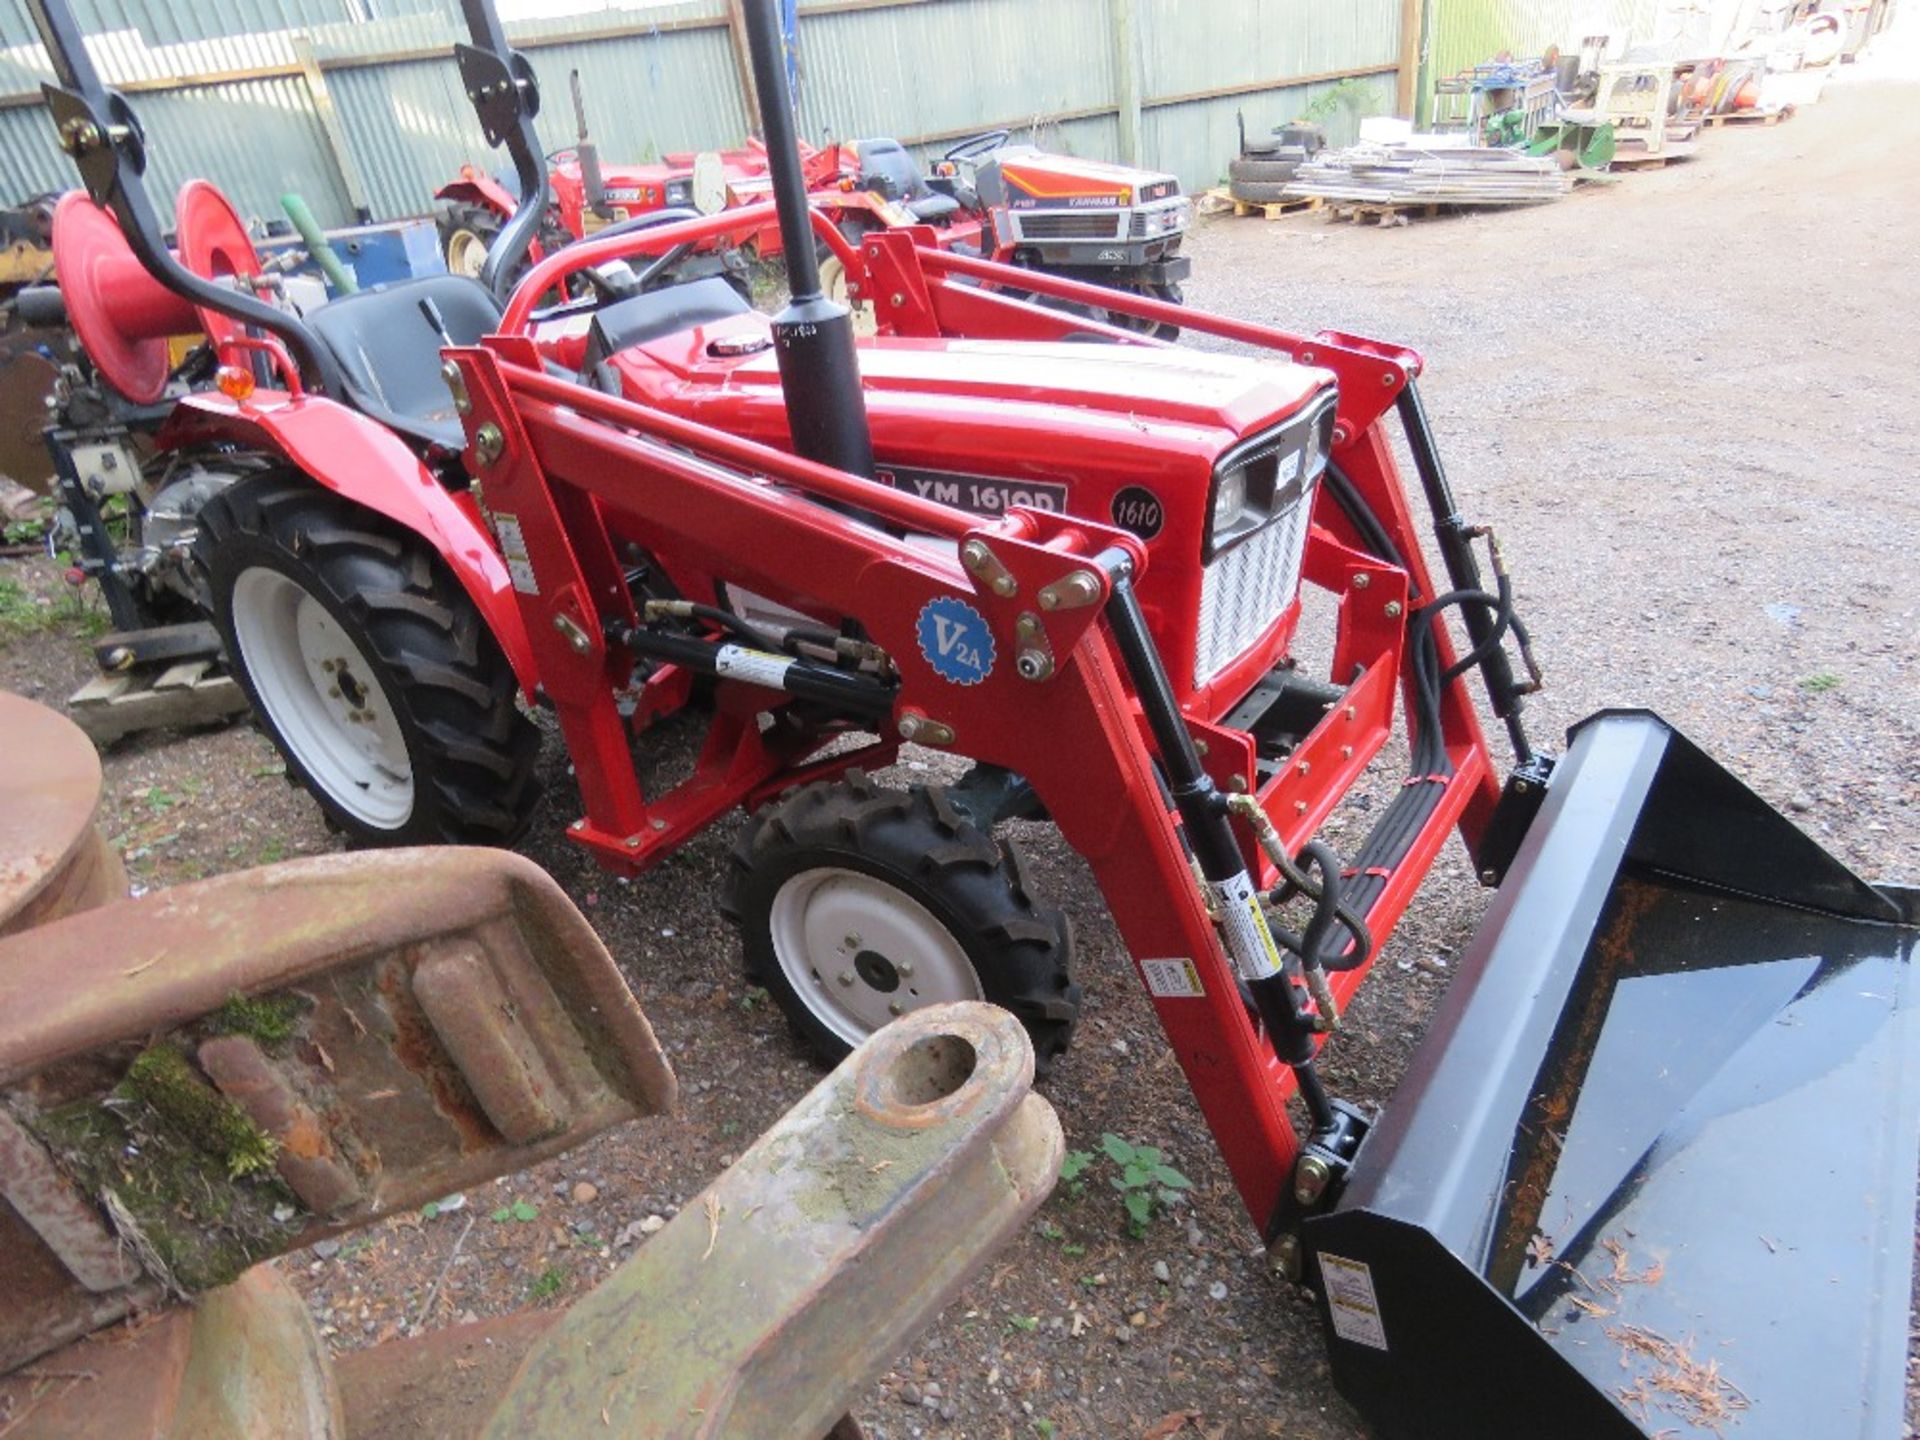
196;472;541;848
439;203;500;281
722;774;1079;1073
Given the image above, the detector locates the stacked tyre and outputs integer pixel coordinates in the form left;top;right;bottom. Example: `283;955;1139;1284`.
1227;121;1326;205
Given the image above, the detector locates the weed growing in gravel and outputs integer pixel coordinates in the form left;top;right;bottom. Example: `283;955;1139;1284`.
1058;1133;1194;1238
0;572;110;640
492;1200;539;1223
0;577;51;638
529;1266;566;1301
1800;672;1841;693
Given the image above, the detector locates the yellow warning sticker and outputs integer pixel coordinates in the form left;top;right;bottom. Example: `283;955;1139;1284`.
1319;1252;1389;1352
1247;894;1287;976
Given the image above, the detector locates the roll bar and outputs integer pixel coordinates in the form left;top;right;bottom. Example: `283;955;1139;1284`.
453;0;551;300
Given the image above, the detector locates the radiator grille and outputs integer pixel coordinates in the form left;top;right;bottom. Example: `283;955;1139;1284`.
1194;483;1316;686
1015;212;1122;240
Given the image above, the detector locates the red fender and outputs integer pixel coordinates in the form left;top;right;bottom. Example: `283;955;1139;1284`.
157;392;538;695
434;165;517;221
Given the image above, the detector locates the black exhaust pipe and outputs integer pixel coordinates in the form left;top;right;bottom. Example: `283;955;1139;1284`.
738;0;875;479
569;69;612;222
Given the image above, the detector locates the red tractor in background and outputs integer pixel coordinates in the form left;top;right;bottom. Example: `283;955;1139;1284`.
435;66;1190;333
24;0;1917;1435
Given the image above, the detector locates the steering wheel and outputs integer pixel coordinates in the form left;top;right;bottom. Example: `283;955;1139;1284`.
943;130;1011;163
525;208;709;325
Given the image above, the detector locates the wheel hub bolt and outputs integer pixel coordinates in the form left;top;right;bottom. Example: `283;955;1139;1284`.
888;1002;904;1016
838;970;855;987
896;961;914;978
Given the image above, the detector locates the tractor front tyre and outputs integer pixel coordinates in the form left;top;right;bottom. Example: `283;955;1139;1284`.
195;472;541;849
1132;280;1183;341
439;203;501;280
722;774;1079;1073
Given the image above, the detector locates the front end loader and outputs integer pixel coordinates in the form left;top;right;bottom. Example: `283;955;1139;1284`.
26;0;1916;1434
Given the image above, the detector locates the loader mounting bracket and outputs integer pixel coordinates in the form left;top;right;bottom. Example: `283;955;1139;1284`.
1264;1098;1370;1280
1470;751;1555;886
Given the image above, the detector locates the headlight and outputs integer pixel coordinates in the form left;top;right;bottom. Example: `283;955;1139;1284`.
1140;203;1189;236
1211;468;1248;536
665;180;692;207
1204;390;1338;560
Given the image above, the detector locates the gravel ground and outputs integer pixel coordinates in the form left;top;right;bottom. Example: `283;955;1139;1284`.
3;34;1917;1440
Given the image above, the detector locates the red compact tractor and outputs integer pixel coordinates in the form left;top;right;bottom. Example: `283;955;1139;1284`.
435;68;1190;331
27;0;1917;1435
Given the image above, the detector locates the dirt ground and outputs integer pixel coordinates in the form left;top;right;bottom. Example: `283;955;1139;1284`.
3;31;1917;1440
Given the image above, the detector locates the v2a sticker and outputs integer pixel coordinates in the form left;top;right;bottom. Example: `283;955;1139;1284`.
916;595;996;685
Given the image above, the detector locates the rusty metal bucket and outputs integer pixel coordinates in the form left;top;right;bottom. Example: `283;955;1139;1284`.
1304;710;1918;1439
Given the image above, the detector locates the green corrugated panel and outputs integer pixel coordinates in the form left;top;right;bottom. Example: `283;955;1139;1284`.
1422;0;1661;124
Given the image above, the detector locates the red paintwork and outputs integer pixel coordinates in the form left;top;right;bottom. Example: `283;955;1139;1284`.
154;394;538;694
445;292;1496;1232
49;192;193;405
174;179;265;366
76;166;1503;1240
462;218;1503;1235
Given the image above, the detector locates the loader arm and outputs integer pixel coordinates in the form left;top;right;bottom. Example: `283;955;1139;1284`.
442;335;1493;1229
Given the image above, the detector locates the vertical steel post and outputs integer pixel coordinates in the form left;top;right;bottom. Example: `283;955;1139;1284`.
738;0;875;478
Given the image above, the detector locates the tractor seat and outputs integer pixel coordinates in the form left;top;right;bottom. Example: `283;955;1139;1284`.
854;139;961;224
306;275;503;451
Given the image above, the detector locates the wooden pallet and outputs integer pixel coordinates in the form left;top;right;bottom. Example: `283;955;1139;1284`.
1201;188;1324;220
1608;144;1699;170
1702;107;1792;127
68;660;248;744
1327;201;1441;228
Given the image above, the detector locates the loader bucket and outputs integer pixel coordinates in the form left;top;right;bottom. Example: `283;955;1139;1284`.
1304;709;1918;1440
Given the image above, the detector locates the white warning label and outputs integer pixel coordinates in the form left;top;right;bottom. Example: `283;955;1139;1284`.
1319;1252;1389;1352
1140;957;1206;998
713;644;793;691
493;514;538;596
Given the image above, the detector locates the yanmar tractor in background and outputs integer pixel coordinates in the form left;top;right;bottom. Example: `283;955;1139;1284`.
435;64;1191;332
28;0;1917;1435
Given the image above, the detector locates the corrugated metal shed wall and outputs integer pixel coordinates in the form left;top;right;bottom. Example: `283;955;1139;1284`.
793;0;1114;147
1424;0;1662;120
1138;0;1402;190
1;0;1415;225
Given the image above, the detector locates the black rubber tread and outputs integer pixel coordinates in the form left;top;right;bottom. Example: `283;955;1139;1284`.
1227;179;1300;204
720;771;1079;1074
437;202;501;261
194;470;541;848
1228;156;1304;187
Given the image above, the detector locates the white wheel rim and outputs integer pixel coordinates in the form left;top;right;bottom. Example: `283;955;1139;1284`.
768;866;982;1045
230;566;415;830
818;257;878;337
447;227;489;279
